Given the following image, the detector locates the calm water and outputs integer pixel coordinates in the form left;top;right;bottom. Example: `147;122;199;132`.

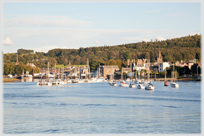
3;81;201;134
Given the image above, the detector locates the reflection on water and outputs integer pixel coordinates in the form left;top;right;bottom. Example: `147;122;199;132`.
3;81;201;134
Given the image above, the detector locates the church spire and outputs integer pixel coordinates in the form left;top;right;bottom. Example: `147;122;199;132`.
16;53;19;65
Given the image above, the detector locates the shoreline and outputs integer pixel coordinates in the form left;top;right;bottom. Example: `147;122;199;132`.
3;77;200;83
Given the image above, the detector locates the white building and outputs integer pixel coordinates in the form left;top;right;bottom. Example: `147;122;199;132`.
159;62;170;73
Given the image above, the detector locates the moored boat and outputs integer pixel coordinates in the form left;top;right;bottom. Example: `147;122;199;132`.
137;84;145;89
164;81;169;86
119;80;129;87
129;83;136;88
145;82;155;90
171;82;179;88
109;80;117;86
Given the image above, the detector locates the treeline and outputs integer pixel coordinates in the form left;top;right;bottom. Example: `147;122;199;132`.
4;63;40;75
3;34;201;69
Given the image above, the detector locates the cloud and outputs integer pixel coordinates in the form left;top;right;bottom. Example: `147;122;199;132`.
156;36;166;41
166;12;186;16
4;14;93;27
3;37;14;45
93;41;100;44
3;26;195;53
190;32;198;36
145;9;161;13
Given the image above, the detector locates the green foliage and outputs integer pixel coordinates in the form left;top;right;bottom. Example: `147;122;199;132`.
3;63;40;75
123;51;130;61
17;49;34;55
3;34;201;70
90;60;104;71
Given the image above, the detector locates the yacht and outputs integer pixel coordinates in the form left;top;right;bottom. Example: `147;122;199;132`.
119;80;129;87
137;84;145;89
145;82;155;90
109;80;117;86
171;64;179;88
129;83;136;88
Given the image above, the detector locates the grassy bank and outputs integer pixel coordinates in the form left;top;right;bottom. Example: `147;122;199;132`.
3;78;20;83
56;65;87;68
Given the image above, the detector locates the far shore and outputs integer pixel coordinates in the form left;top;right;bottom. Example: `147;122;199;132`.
3;77;200;83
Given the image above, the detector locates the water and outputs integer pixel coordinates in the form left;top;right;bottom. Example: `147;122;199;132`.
3;81;201;134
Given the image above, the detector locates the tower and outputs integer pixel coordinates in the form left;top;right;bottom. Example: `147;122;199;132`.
16;53;19;65
157;50;163;64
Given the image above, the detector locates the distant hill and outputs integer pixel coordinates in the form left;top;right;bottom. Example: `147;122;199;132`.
3;34;201;68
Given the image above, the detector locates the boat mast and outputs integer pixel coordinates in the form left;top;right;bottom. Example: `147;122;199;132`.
48;62;49;82
121;68;123;80
98;63;100;78
54;63;56;82
63;64;64;81
148;59;150;82
165;69;166;81
173;64;174;82
87;58;90;79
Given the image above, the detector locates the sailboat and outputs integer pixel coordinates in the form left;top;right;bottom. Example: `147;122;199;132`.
164;70;169;86
145;60;155;90
171;63;179;88
37;62;52;86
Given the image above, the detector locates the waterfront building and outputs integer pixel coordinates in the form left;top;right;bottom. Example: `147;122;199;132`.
158;62;170;73
100;65;119;78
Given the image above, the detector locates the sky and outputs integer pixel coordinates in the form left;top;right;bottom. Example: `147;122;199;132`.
2;1;202;53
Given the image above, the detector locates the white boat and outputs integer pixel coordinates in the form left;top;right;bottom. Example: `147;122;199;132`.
135;79;141;84
137;84;145;89
145;60;155;90
171;63;179;88
145;82;155;90
109;80;117;86
129;83;136;88
171;82;179;88
55;79;66;84
96;77;104;82
119;80;129;87
37;81;52;86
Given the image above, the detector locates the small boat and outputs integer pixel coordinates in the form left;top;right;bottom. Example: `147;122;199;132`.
109;80;117;86
145;82;155;90
119;80;129;87
129;83;136;88
171;63;179;88
137;84;145;89
164;81;169;86
171;82;179;88
145;59;155;90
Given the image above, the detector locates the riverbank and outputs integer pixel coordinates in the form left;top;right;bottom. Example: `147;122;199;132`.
3;78;21;83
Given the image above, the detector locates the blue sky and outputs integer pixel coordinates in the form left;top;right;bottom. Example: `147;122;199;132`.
2;2;202;53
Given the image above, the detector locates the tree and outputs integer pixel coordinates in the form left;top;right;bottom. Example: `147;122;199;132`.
123;51;130;61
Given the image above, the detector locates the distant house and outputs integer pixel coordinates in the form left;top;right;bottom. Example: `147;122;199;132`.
159;62;170;73
122;67;131;74
27;63;36;68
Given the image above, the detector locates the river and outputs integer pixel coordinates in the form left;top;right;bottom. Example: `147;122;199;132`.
3;81;201;134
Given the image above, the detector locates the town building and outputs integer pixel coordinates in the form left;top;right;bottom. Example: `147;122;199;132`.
27;63;36;68
158;62;170;73
100;65;119;78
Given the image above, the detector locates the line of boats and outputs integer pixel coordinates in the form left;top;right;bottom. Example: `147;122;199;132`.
108;80;155;90
37;77;107;86
108;79;179;90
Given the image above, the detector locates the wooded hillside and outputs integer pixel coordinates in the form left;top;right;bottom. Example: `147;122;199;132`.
3;34;201;69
